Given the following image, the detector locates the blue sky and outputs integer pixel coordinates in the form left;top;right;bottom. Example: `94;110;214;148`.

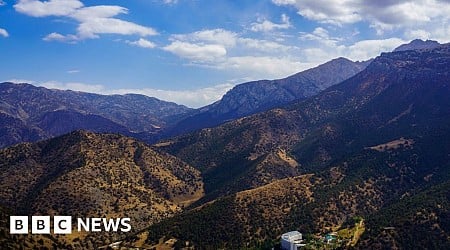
1;0;449;107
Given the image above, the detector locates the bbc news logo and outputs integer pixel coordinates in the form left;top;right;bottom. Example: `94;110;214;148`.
10;216;131;234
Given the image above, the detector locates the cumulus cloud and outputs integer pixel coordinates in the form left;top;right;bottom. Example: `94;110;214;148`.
273;0;361;25
43;32;78;43
163;41;227;61
162;0;178;5
4;79;36;84
112;84;234;108
172;29;238;47
302;37;407;63
14;0;83;17
14;0;157;42
344;38;407;61
272;0;450;34
127;38;156;49
300;27;342;46
38;81;235;108
220;56;314;78
76;18;156;39
250;14;292;32
40;81;106;93
70;5;127;20
163;28;298;78
0;28;8;37
239;38;291;51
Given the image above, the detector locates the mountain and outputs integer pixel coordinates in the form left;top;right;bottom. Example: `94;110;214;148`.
0;131;204;249
164;57;370;137
0;83;192;148
135;43;450;248
394;39;441;52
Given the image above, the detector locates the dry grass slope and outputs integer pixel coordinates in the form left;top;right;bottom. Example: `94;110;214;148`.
0;131;204;249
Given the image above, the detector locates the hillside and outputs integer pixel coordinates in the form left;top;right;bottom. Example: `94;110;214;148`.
0;83;192;148
165;57;369;137
143;44;450;248
359;180;450;249
0;131;204;249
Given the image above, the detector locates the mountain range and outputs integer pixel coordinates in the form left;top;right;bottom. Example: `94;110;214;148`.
164;57;370;137
0;57;369;149
0;39;449;249
132;41;450;248
0;83;192;148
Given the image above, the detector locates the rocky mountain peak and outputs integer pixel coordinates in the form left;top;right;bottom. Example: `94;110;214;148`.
394;39;441;52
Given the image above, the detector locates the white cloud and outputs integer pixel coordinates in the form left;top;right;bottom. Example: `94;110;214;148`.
172;29;238;47
4;79;36;84
169;29;292;55
0;0;6;6
14;0;83;17
40;81;105;93
162;0;178;5
0;28;8;37
43;32;78;43
112;84;235;108
429;25;450;43
405;29;432;40
272;0;296;5
127;38;156;49
162;28;306;79
238;38;291;52
219;56;314;79
67;69;80;74
272;0;450;34
300;27;342;46
70;5;127;21
163;41;227;61
76;18;157;39
38;81;234;108
250;14;292;32
344;38;407;61
274;0;362;25
302;37;407;63
15;0;157;42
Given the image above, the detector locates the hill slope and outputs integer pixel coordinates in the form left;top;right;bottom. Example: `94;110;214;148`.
144;44;450;248
0;131;204;249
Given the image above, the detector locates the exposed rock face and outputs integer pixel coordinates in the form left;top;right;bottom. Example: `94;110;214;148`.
393;39;441;52
166;57;370;136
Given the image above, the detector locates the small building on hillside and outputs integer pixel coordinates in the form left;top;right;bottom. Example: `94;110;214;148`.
281;231;305;250
325;233;337;244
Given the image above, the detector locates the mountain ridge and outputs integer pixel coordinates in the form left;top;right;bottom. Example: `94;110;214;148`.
394;39;441;52
0;82;193;148
164;57;370;137
141;43;450;248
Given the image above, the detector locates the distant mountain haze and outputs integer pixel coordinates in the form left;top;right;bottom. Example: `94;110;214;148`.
0;82;192;148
